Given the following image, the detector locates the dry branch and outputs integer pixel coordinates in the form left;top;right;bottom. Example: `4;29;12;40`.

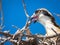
0;31;60;39
0;30;60;45
22;0;30;18
0;0;4;31
0;31;13;37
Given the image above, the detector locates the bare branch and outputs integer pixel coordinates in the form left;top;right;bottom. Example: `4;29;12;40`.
0;30;60;39
0;31;13;37
0;30;60;45
0;0;4;30
22;0;30;18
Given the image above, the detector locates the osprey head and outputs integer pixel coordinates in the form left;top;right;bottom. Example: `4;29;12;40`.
31;8;54;23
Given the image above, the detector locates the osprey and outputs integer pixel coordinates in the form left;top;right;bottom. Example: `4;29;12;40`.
31;8;60;36
30;8;60;45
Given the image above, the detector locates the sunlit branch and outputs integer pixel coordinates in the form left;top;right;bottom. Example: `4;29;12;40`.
22;0;30;18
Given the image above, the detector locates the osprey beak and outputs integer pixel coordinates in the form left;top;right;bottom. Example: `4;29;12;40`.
31;15;38;23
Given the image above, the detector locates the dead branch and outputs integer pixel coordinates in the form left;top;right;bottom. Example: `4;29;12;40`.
0;30;60;39
0;31;13;37
0;0;4;31
22;0;30;18
11;0;32;41
0;29;60;45
22;33;60;39
12;0;31;35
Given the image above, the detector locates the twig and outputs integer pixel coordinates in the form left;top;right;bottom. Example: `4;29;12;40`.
1;31;60;39
13;0;32;39
0;0;4;30
0;31;13;37
22;33;60;40
22;0;30;18
0;30;60;45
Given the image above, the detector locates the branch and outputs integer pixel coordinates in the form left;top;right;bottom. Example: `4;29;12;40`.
23;33;60;39
1;30;60;40
0;30;60;45
0;0;4;31
0;31;13;37
22;0;30;18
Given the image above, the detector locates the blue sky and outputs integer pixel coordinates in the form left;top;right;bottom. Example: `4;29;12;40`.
2;0;60;34
1;0;60;45
1;0;60;44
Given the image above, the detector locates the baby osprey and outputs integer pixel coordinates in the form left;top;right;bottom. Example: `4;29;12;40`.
31;8;60;36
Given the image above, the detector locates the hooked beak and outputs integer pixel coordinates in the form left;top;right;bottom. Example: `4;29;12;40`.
30;15;38;23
